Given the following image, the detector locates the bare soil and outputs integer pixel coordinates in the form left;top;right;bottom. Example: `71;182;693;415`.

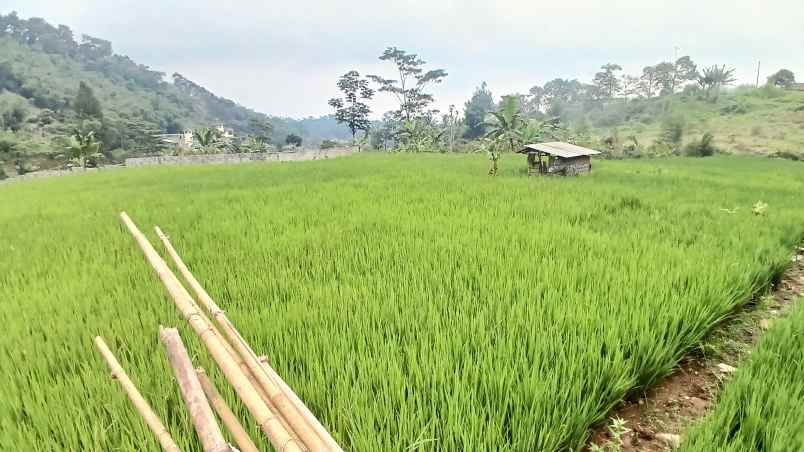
586;246;804;451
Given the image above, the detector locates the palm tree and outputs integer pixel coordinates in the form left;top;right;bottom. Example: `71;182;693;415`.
193;128;220;153
483;96;527;153
698;65;736;101
67;129;102;168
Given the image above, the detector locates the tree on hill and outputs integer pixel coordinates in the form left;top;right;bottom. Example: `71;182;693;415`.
639;66;660;98
593;64;623;99
670;56;699;93
368;47;447;121
249;118;273;149
767;69;795;88
698;65;736;101
328;70;374;140
463;82;495;139
73;81;102;119
285;133;302;147
1;103;27;132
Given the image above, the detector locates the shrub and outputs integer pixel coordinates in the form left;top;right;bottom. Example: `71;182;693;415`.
684;132;718;157
768;150;802;161
660;115;685;147
320;139;338;150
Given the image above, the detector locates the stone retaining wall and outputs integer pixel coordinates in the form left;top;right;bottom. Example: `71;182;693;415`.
124;148;354;167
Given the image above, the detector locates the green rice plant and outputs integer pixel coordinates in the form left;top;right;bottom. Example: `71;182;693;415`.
0;154;803;451
681;297;804;451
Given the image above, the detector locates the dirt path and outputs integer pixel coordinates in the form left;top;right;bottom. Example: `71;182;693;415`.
587;245;804;451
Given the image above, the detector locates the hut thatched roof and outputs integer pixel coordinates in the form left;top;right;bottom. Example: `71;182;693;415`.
518;142;601;158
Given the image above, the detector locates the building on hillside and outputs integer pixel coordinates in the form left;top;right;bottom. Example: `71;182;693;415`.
516;142;601;176
215;124;235;140
155;129;194;149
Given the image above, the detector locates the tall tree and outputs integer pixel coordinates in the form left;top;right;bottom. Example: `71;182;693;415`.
653;62;677;95
368;47;447;121
73;81;102;119
328;70;374;140
542;79;584;108
621;75;641;99
671;56;699;92
698;65;737;101
524;85;545;115
639;66;660;98
593;63;623;99
463;82;495;139
767;69;796;88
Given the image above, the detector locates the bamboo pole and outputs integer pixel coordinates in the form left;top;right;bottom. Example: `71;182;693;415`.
154;226;336;451
160;327;234;452
94;336;181;452
164;270;300;446
257;356;339;452
196;368;260;452
119;212;304;452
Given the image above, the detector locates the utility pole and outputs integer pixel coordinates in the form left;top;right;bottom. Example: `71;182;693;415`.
755;61;761;88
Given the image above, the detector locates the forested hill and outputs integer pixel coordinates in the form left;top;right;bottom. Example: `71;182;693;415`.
0;12;350;159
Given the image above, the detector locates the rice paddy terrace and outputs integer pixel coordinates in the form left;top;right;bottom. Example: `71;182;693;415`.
1;154;803;451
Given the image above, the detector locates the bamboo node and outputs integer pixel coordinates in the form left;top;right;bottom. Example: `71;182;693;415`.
282;438;307;452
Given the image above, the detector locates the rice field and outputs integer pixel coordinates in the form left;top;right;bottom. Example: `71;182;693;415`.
681;295;804;451
1;154;803;451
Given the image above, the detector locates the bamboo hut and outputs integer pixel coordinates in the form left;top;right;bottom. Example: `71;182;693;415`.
517;142;601;176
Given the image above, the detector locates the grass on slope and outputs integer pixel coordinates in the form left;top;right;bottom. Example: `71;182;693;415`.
1;154;803;451
681;295;804;451
592;87;804;156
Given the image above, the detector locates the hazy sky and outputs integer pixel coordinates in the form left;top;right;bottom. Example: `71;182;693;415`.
5;1;803;118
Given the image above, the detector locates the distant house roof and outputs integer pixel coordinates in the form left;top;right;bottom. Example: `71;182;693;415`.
518;142;601;158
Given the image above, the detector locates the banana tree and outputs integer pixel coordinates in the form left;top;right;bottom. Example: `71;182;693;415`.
66;129;103;168
483;96;527;153
193;128;221;153
395;119;445;152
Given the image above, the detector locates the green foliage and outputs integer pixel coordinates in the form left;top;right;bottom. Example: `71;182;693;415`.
660;114;686;147
463;82;495;139
285;133;302;147
328;70;374;139
483;95;527;152
73;81;103;119
368;47;447;121
589;418;629;452
319;139;338;149
1;156;803;450
394;119;444;152
698;65;737;101
66;128;103;167
681;296;804;451
592;63;623;99
0;14;353;159
684;132;719;157
766;69;796;88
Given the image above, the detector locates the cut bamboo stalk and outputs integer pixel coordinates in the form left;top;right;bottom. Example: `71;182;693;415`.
159;327;233;452
120;212;305;452
257;356;340;452
196;367;260;452
175;281;300;446
154;226;335;451
94;336;181;452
